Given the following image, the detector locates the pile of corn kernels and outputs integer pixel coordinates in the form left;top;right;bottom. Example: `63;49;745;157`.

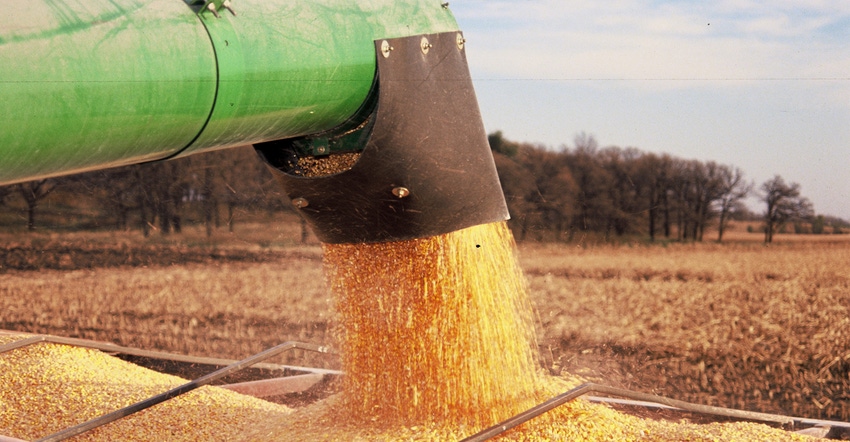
247;377;818;441
296;152;361;177
0;334;292;441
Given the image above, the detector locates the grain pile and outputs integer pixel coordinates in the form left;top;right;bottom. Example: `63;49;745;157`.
249;376;818;441
0;334;292;441
296;152;361;177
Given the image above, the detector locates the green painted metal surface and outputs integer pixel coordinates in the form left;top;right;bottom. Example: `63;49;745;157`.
0;0;459;185
0;0;217;184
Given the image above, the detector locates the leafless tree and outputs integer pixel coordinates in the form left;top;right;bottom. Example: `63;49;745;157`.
760;175;813;243
0;185;14;207
634;152;674;241
715;166;752;242
16;179;57;231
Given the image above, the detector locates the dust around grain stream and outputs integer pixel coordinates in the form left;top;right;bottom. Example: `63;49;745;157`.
0;223;825;440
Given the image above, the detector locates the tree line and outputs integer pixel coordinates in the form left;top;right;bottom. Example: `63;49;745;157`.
0;134;844;243
0;147;289;237
489;131;838;243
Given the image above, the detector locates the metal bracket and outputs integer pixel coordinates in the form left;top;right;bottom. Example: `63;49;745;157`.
200;0;235;18
256;31;509;244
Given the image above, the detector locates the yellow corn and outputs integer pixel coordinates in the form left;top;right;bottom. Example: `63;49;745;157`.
0;334;291;441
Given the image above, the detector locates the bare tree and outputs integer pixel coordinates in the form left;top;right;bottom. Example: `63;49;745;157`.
634;153;674;241
760;175;813;243
0;185;14;207
715;165;752;242
669;159;702;241
492;149;537;240
131;161;187;236
526;147;577;241
66;167;143;230
667;160;731;242
598;146;643;237
566;135;614;239
16;179;58;231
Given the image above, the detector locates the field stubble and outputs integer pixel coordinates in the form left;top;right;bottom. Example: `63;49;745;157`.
521;240;850;421
0;232;336;369
1;228;849;423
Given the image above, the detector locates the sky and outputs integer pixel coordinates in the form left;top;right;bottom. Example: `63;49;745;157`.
448;1;850;220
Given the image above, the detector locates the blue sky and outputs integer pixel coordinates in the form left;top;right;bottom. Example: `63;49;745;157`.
449;1;850;220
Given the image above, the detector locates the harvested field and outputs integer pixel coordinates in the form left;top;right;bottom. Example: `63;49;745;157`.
1;227;849;432
522;240;850;422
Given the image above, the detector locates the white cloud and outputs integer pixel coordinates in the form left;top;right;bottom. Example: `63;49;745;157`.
739;14;792;35
453;0;850;85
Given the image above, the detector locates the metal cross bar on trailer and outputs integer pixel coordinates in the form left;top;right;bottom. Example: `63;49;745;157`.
0;332;335;442
460;383;850;441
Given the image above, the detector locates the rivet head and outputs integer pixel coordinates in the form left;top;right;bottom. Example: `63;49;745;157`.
456;33;466;51
420;37;432;55
206;2;221;18
392;187;410;198
381;40;393;58
292;197;309;209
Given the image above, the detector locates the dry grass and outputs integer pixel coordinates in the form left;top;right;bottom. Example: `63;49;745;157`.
0;226;335;368
521;240;850;421
716;228;850;243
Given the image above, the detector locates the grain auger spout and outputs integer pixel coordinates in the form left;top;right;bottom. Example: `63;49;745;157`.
0;0;507;244
254;32;509;244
